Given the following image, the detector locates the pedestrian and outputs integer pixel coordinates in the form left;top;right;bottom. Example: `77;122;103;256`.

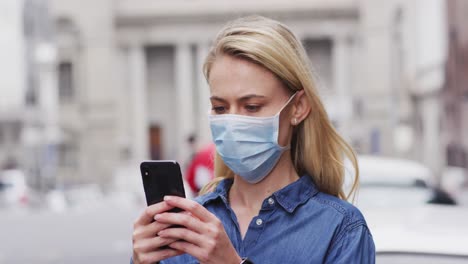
185;143;216;194
132;15;375;264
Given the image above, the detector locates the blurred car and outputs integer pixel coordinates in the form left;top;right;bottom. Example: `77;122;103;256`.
0;168;29;208
368;205;468;263
348;156;468;262
347;155;457;208
442;166;468;206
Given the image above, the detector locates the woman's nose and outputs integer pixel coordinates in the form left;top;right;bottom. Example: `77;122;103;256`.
228;106;241;115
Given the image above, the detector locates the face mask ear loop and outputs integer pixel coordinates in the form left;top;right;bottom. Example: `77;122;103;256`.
280;145;291;151
275;92;298;116
275;92;298;149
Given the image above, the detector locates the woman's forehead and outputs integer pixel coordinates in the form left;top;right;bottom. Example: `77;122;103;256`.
208;55;287;98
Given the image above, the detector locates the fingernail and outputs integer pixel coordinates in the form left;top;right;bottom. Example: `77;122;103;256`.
163;196;171;201
154;214;160;220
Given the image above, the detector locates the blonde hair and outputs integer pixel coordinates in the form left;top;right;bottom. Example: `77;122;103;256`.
200;16;358;200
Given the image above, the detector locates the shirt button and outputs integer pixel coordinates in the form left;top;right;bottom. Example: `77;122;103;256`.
256;218;263;226
268;197;275;205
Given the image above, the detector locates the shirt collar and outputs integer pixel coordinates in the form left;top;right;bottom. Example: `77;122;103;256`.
195;178;232;206
273;175;318;213
197;175;319;213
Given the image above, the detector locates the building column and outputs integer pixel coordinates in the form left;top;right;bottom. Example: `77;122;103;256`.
360;0;394;155
196;43;211;146
175;43;195;167
37;43;60;188
421;96;443;185
332;35;352;139
128;45;149;162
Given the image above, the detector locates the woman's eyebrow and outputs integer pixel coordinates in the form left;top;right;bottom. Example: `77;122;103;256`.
210;94;266;103
209;96;227;103
238;94;266;103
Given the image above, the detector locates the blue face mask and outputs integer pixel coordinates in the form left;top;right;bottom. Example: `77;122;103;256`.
209;93;297;184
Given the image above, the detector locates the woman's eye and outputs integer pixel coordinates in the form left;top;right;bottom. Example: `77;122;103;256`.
245;105;261;112
212;106;226;114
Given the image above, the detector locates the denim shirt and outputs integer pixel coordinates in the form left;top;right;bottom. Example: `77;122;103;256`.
133;175;375;264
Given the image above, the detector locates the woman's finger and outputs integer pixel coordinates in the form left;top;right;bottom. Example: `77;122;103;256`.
154;211;205;234
157;226;205;247
168;240;207;263
134;248;183;264
134;235;180;253
163;196;213;222
133;220;172;240
134;201;175;227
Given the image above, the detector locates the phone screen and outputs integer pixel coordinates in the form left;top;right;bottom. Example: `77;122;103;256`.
140;160;186;209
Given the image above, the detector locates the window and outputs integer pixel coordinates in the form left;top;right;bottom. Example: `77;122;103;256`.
303;39;333;90
58;142;78;168
58;61;74;102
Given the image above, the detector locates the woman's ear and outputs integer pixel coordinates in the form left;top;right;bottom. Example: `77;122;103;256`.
290;90;311;126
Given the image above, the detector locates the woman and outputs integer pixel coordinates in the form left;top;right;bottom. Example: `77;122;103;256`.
132;16;375;264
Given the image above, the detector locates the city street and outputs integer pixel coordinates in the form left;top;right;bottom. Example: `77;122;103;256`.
0;200;142;264
0;0;467;263
1;192;468;263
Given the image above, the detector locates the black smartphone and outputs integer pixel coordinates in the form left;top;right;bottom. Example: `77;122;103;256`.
140;160;186;212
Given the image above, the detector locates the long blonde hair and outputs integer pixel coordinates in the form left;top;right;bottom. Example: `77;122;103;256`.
200;16;358;200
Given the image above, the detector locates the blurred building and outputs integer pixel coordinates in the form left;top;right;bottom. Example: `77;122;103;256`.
444;0;468;172
46;0;451;187
0;0;26;165
0;0;59;191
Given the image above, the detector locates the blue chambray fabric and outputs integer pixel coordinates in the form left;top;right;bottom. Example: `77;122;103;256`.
131;175;375;264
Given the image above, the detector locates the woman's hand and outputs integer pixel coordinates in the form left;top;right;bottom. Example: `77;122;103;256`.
155;196;242;264
132;201;184;264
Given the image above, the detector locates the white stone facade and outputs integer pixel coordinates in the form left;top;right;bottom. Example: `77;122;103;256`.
47;0;449;187
0;0;60;191
0;0;26;164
